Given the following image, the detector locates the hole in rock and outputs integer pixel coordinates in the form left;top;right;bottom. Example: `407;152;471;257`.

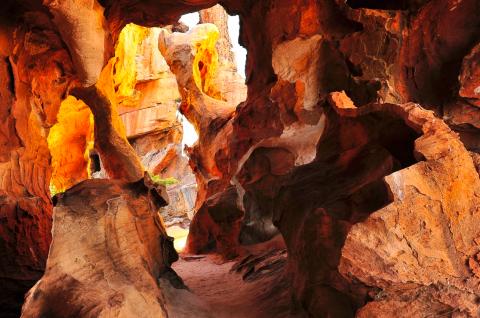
45;11;282;316
89;151;101;173
18;1;443;318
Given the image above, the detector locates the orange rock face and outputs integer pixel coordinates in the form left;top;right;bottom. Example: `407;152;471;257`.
153;0;480;316
48;96;94;192
199;4;247;106
21;177;176;318
1;0;480;317
0;10;77;316
459;43;480;106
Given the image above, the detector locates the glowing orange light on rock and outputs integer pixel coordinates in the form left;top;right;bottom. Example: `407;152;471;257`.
192;24;222;99
48;23;149;193
96;58;129;139
113;23;149;107
47;96;94;193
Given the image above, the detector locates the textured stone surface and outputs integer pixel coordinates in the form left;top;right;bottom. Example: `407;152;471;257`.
199;4;246;107
119;27;181;138
153;1;480;316
1;0;480;317
0;11;76;316
199;5;236;70
21;177;209;318
459;42;480;106
71;82;144;182
48;96;94;192
44;0;111;86
337;102;480;316
116;24;198;228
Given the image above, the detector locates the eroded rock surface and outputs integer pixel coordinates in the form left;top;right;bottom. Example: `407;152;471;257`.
155;2;480;315
21;177;209;318
339;104;480;316
1;0;480;317
116;24;198;229
44;0;111;86
199;4;247;106
0;10;76;316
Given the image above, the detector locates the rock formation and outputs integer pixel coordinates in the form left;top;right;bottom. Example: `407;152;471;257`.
117;26;197;228
0;8;76;315
199;4;247;107
0;0;478;317
44;0;112;86
154;0;480;315
21;176;207;318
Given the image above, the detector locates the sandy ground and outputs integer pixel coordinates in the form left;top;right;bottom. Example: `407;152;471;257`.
169;236;304;318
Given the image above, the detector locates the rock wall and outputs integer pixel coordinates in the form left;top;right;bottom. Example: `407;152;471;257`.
117;25;198;227
338;104;480;316
0;0;479;317
150;0;480;315
0;9;77;316
199;4;247;107
21;177;182;318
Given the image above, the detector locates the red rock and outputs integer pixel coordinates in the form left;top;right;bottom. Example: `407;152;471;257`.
0;0;479;317
459;43;480;106
0;11;75;316
44;0;112;86
338;102;480;316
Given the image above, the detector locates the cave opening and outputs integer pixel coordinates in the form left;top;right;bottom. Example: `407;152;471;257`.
4;1;480;318
44;6;289;316
168;7;294;317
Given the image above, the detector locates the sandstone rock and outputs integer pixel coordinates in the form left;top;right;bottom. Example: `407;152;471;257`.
338;102;480;316
120;101;179;138
21;177;209;317
0;11;76;316
116;24;198;229
112;1;480;316
199;4;236;70
471;152;480;176
328;91;356;109
199;4;247;107
272;34;324;112
443;101;480;152
396;0;480;107
118;29;181;139
459;42;480;106
135;27;175;82
187;186;244;258
128;127;197;228
48;96;94;192
44;0;111;86
1;0;480;317
70;60;144;182
158;23;238;215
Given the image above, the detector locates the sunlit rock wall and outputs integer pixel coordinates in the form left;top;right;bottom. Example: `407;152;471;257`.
116;25;197;227
0;10;77;316
1;0;479;317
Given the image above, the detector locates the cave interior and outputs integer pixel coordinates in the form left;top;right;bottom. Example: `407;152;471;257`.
1;0;480;317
